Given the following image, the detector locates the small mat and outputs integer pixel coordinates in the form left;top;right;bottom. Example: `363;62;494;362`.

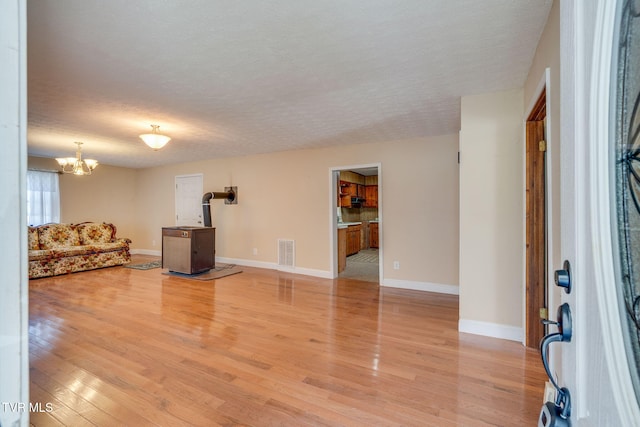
348;250;379;264
162;264;242;281
125;260;162;270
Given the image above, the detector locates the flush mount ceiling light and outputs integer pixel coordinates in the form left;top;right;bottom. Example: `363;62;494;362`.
139;124;171;150
55;142;98;176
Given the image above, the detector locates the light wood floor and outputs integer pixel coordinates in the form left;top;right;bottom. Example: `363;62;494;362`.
29;255;546;426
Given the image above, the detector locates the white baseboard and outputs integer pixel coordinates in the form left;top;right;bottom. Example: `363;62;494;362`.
131;249;161;256
131;250;332;278
458;319;523;342
215;256;274;270
381;278;459;295
214;257;334;279
131;251;453;288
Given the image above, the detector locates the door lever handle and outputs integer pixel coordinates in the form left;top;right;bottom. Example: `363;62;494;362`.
540;332;564;393
538;302;573;426
540;303;572;343
541;316;570;336
539;303;572;404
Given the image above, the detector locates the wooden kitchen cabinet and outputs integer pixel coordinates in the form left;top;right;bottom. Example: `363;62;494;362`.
338;227;347;273
370;222;379;248
364;185;378;208
340;181;357;196
339;181;357;207
346;224;361;256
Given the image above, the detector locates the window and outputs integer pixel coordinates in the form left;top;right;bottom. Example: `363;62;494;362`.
26;170;60;226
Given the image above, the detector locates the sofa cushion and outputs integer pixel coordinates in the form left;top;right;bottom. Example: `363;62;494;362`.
50;242;128;258
28;249;54;261
38;224;80;249
76;222;115;245
28;226;40;250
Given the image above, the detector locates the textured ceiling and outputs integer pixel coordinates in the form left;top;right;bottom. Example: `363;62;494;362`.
27;0;553;169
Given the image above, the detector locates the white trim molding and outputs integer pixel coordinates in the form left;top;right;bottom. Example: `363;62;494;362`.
131;249;162;257
216;257;334;279
521;68;553;346
0;1;29;426
458;319;524;342
329;162;383;279
382;279;459;295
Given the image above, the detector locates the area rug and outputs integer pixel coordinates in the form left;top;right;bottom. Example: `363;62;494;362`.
162;263;242;281
348;249;379;264
124;260;162;270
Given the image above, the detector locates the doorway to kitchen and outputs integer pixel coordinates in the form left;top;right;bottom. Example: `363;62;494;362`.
331;164;381;282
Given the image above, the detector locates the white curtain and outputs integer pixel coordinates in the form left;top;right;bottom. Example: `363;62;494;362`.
27;170;60;226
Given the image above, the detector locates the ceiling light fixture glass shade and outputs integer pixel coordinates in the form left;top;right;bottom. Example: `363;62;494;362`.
55;142;98;176
139;124;171;150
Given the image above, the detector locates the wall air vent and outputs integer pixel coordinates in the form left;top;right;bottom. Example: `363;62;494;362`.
277;239;295;268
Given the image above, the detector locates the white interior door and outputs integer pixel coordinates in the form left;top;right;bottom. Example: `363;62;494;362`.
552;1;640;425
175;174;203;226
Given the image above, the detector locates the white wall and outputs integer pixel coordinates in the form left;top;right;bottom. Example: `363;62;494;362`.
459;89;525;341
31;135;460;291
0;1;29;426
133;135;460;290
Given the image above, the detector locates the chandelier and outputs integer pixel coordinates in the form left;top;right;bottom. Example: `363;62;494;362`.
55;142;98;176
139;124;171;150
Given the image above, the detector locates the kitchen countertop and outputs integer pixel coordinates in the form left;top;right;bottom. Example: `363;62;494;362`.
337;221;361;229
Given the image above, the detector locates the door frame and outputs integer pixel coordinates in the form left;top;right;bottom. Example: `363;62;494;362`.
524;69;554;347
329;163;382;279
0;1;29;426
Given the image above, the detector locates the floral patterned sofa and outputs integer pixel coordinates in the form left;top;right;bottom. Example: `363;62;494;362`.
28;222;131;279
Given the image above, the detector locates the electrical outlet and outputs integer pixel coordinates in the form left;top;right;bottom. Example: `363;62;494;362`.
393;261;400;270
152;240;156;247
252;248;258;255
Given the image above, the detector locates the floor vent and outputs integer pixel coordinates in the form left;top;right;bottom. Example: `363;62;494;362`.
277;239;295;267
